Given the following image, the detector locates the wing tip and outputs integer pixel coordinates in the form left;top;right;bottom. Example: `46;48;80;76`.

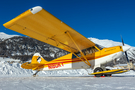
30;6;42;14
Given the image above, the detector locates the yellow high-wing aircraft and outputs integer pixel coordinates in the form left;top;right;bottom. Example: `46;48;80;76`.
3;6;131;77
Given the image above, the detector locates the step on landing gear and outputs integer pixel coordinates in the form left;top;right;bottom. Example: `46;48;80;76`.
33;70;40;77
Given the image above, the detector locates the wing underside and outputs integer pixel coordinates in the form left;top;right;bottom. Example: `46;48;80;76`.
3;6;95;53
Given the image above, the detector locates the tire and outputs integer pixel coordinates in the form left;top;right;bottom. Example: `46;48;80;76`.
104;74;112;77
94;67;103;77
104;69;112;77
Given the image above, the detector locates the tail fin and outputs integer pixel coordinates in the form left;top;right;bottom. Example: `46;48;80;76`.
21;53;46;70
31;53;47;64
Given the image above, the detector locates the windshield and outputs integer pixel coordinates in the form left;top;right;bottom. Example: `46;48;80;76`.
95;44;104;50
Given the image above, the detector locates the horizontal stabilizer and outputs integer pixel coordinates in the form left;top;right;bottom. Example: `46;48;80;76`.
21;62;43;69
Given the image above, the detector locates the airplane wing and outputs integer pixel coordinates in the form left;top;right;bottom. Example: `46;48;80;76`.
3;6;95;53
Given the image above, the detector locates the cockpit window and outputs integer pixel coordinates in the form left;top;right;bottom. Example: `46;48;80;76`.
73;46;99;58
86;46;98;54
95;44;104;50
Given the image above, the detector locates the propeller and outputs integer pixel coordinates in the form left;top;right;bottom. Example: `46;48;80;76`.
121;36;130;63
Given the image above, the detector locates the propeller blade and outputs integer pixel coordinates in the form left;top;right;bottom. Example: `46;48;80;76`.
121;36;125;46
125;51;129;63
121;35;130;63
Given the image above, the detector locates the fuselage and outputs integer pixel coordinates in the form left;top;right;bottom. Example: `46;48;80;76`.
32;46;124;71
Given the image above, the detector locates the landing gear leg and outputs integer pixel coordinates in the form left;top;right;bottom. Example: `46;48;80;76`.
33;70;40;77
85;69;91;75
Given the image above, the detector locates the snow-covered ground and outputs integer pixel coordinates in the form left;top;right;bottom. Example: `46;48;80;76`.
1;57;135;90
1;76;135;90
0;57;92;76
1;57;135;77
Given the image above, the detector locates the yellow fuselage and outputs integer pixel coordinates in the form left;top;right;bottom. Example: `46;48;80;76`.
21;46;123;71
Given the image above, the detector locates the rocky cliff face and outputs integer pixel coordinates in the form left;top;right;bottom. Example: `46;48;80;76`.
0;36;68;61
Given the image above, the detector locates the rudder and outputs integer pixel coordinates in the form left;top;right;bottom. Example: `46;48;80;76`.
31;53;47;64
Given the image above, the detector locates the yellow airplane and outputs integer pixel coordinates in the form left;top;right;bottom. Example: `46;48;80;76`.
3;6;131;77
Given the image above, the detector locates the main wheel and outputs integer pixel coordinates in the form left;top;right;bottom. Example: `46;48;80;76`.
104;74;112;77
94;67;103;77
104;69;112;77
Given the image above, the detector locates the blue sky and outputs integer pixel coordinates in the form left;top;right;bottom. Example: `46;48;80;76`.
1;0;135;46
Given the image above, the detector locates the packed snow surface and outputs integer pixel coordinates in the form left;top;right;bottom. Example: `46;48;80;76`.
1;57;135;90
1;76;135;90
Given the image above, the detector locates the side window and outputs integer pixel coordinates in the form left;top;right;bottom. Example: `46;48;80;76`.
72;54;77;59
82;50;86;55
95;44;104;50
86;46;98;54
73;46;99;58
75;52;81;57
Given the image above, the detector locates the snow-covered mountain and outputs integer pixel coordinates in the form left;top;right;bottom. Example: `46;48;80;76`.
0;36;68;61
89;37;131;47
0;32;135;76
0;32;18;40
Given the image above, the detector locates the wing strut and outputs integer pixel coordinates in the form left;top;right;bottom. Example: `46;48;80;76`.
65;31;91;66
